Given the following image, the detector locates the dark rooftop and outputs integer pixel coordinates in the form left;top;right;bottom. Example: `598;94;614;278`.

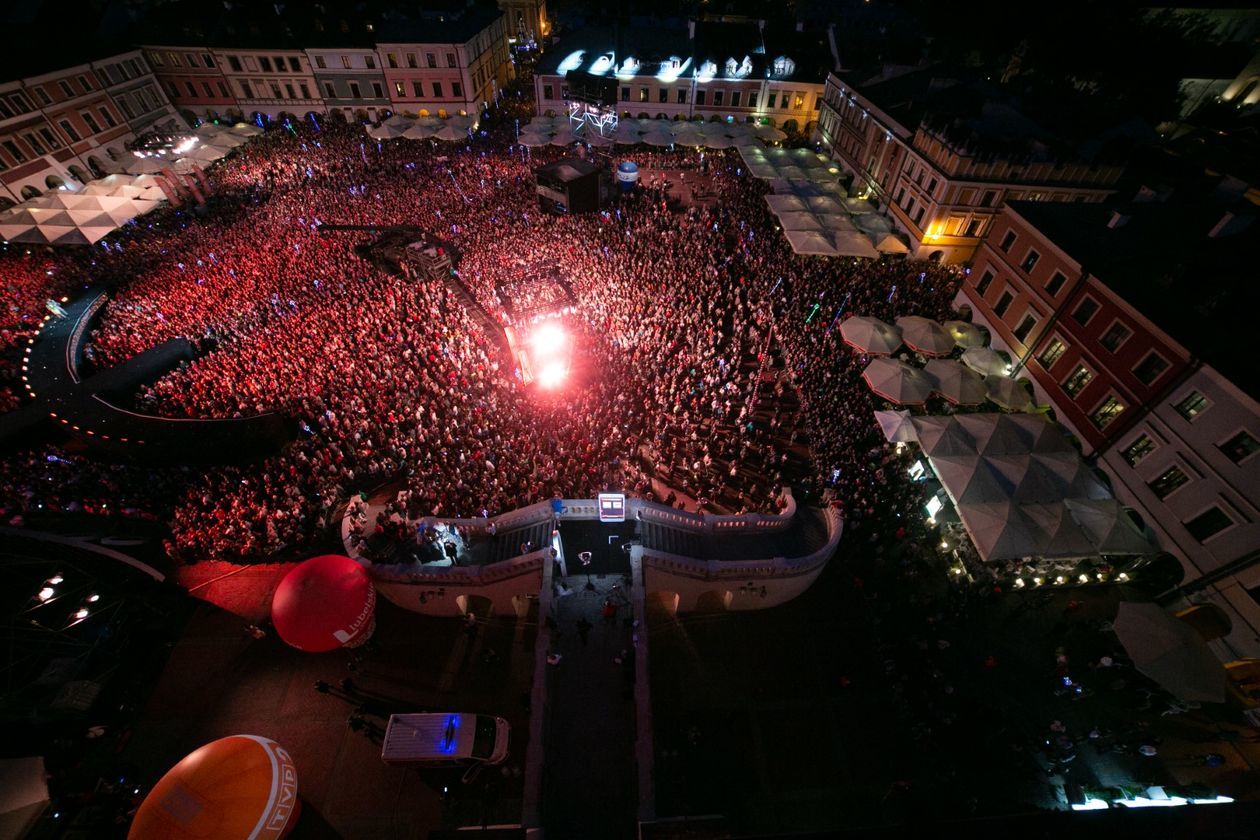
1009;197;1259;397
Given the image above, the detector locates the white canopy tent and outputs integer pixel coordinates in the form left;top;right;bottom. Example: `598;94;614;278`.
863;358;934;405
782;229;838;256
880;413;1152;563
839;315;902;355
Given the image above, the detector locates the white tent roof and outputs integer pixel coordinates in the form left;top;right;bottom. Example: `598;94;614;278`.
831;230;880;258
782;229;838;256
899;414;1155;562
776;211;823;231
863;358;934;405
924;358;986;405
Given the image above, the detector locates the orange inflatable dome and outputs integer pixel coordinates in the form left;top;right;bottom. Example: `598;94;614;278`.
128;735;299;840
271;554;376;652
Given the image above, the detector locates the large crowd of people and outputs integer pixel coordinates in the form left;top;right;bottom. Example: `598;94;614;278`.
0;109;960;561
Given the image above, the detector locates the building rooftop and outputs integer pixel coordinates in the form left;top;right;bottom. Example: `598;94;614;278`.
1009;197;1259;397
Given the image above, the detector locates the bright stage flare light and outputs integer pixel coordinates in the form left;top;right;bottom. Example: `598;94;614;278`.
537;361;568;389
530;321;567;355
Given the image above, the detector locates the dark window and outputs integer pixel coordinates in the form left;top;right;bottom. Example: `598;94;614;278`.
694;89;703;105
315;56;327;69
201;82;213;98
38;127;61;149
366;55;376;69
324;82;336;99
239;80;253;98
299;83;310;99
259;57;273;72
975;269;994;297
1220;430;1259;463
1150;466;1189;499
1121;434;1156;466
748;92;757;108
1100;321;1130;352
1013;313;1037;342
349;82;361;99
218;82;230;97
1133;353;1169;385
25;133;45;155
432;82;443;98
658;88;668;103
731;91;741;107
184;81;197;98
58;120;79;141
677;89;687;104
33;87;51;106
407;54;418;69
621;87;629;101
452;82;462;98
1021;249;1040;272
229;56;243;72
426;53;437;68
1090;395;1125;429
59;80;74;97
981;190;997;207
543;85;554;100
1071;298;1099;326
1175;392;1209;421
447;53;457;68
2;140;26;162
81;112;101;133
1045;271;1067;295
372;82;384;98
1185;507;1232;542
203;53;215;68
1000;230;1016;252
1063;365;1093;397
387;53;398;69
1037;337;1066;369
412;81;423;97
285;84;295;99
713;90;724;106
288;57;301;72
914;207;925;225
993;290;1014;317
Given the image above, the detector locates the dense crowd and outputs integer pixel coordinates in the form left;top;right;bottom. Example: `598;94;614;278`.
0;112;960;561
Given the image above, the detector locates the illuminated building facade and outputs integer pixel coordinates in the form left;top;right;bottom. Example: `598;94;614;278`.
961;195;1260;657
817;66;1124;264
533;21;832;131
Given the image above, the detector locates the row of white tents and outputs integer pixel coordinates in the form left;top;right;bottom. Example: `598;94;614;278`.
3;122;261;245
367;113;478;143
743;146;906;258
876;411;1155;563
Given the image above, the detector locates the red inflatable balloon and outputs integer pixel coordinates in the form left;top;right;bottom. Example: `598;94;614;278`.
271;554;376;652
129;734;299;840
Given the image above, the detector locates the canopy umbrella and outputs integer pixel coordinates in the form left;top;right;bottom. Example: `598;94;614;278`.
549;128;580;146
816;213;856;233
0;223;38;242
641;130;675;147
782;229;838;256
874;409;918;443
585;131;614;147
944;320;987;348
912;416;977;458
924;358;987;405
1065;498;1155;556
447;114;477;130
896;315;955;356
0;757;50;840
672;129;705;146
230;122;264;136
863;358;934;405
962;500;1047;560
702;133;735;149
611;123;643;143
129;735;300;840
874;233;910;254
831;229;881;258
1023;502;1099;558
747;162;778;179
1113;602;1226;704
843;197;877;214
961;346;1009;377
804;195;845;215
271;554;376;652
986;375;1035;412
840;315;902;355
519;133;552;147
122;157;167;175
777;165;809;181
753;124;787;141
776;211;823;231
765;195;807;213
402;123;436;140
432;123;469;142
368;122;407;140
854;213;893;236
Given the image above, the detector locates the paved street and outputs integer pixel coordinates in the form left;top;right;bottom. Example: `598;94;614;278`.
124;594;536;839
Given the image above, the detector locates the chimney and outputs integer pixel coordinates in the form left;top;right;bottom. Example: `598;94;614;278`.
1106;210;1130;229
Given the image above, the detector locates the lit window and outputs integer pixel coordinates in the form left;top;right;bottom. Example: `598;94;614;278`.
1149;465;1189;499
1175;392;1209;421
1063;365;1093;397
1121;434;1155;466
1037;337;1066;369
1090;395;1125;429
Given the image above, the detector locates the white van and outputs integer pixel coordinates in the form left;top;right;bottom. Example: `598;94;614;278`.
381;713;511;767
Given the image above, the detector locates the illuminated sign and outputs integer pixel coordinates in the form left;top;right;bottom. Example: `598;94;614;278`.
598;493;626;522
